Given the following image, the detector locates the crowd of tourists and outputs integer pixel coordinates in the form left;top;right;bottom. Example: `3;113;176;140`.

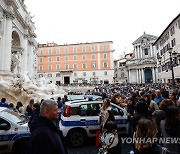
94;83;180;154
0;83;180;154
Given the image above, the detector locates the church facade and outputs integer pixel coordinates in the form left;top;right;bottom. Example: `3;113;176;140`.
0;0;37;80
126;32;158;84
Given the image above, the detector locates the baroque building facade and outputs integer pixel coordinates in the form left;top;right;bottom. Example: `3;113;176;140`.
37;41;114;85
0;0;37;80
114;53;133;83
126;32;158;84
154;14;180;83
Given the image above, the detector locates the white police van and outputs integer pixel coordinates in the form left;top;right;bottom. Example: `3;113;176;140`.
59;100;128;147
0;107;30;154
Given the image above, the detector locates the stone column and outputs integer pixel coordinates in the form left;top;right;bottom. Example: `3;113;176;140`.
28;41;33;77
139;68;142;83
136;69;139;84
22;32;28;73
150;45;153;57
152;67;155;83
2;11;14;73
141;68;145;83
134;47;137;59
139;45;142;59
128;69;131;83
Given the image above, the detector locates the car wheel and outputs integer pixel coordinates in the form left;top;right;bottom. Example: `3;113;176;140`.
12;140;29;154
68;130;86;147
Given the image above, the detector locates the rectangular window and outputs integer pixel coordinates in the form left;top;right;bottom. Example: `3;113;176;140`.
74;55;77;60
144;48;148;55
48;65;52;70
91;45;95;51
104;71;107;76
39;65;43;71
92;72;96;76
82;46;86;52
103;62;108;68
73;47;77;53
83;72;86;76
39;74;43;78
56;49;60;54
48;49;52;55
82;55;86;60
91;62;96;68
170;26;175;36
56;73;60;77
82;63;86;69
73;63;77;69
40;50;43;55
171;38;176;47
104;44;107;51
40;57;43;62
65;64;69;69
92;54;95;59
56;57;60;61
65;47;68;54
104;53;107;59
47;73;52;77
48;57;51;62
74;73;77;77
56;64;60;70
65;56;68;61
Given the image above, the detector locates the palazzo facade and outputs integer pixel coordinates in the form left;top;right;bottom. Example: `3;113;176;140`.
0;0;37;80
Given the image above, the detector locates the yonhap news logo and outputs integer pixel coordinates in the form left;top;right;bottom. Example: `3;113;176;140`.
120;137;180;144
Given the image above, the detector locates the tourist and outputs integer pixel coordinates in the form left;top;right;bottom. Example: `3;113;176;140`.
26;99;34;116
16;101;25;114
99;98;115;131
57;97;63;109
28;99;67;154
143;94;159;115
160;106;180;154
28;103;40;133
154;90;164;106
8;103;17;112
153;99;175;137
98;121;121;154
0;98;9;107
168;91;177;106
127;97;135;137
135;119;163;154
132;101;151;131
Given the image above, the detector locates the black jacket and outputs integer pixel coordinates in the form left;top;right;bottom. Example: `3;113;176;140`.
28;116;67;154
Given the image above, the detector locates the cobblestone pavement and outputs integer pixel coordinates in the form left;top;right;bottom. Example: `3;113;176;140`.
67;137;132;154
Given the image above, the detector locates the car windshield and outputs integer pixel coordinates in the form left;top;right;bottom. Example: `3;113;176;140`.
0;109;26;124
68;95;85;101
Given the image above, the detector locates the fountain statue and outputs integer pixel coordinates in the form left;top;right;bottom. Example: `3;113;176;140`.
0;72;66;106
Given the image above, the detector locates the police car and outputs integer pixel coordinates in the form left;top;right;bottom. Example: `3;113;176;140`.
0;107;30;154
59;100;128;147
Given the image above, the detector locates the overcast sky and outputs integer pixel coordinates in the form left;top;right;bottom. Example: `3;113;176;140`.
25;0;180;59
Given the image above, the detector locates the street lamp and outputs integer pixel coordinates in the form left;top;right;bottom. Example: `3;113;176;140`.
157;47;178;89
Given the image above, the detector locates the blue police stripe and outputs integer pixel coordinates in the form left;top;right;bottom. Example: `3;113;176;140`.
0;134;17;141
12;133;31;141
61;119;128;127
0;133;31;142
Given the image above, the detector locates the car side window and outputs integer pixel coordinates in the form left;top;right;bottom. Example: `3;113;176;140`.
80;103;101;116
111;105;124;116
0;118;11;130
70;107;80;115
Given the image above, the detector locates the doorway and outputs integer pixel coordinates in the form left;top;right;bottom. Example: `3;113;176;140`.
144;68;153;83
64;76;70;84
